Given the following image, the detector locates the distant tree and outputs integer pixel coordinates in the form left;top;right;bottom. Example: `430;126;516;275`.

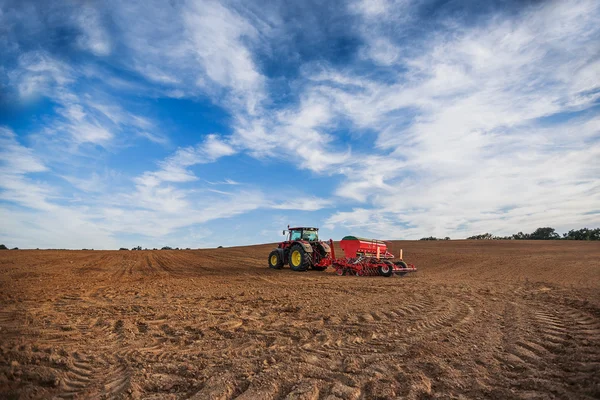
161;246;172;250
153;248;157;250
419;236;441;241
119;247;129;251
131;246;142;251
467;233;494;240
494;235;513;240
217;246;224;248
444;237;450;240
11;247;18;250
0;244;7;250
512;231;530;240
528;227;560;240
185;248;191;250
563;228;600;240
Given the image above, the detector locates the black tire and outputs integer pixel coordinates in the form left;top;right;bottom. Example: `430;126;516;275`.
394;260;408;276
268;250;283;269
378;260;393;277
288;244;310;271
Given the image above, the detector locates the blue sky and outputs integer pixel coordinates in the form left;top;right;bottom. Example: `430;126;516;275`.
0;0;599;249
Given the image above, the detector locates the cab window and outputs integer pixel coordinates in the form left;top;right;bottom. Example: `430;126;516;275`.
290;230;302;240
302;230;318;241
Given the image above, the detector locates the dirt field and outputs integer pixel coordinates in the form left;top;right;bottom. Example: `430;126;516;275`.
1;241;599;399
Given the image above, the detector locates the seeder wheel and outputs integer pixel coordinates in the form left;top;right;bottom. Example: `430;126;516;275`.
378;261;393;277
394;261;409;276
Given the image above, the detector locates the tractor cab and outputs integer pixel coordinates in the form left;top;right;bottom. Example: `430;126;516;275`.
286;227;319;242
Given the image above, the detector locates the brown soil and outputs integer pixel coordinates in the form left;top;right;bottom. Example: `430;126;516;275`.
1;240;599;399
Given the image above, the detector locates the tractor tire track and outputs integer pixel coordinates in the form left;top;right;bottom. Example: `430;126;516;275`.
494;300;600;399
56;353;95;399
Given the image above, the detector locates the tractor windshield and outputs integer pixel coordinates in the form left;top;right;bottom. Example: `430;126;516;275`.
302;230;318;241
289;229;319;241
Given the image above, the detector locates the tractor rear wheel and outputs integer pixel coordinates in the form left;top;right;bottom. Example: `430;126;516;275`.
289;244;310;272
378;261;393;277
268;250;283;269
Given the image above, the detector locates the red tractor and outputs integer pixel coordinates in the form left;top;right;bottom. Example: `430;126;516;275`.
268;226;333;271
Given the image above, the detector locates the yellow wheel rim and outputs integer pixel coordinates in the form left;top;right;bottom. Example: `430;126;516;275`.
270;255;277;265
291;250;301;266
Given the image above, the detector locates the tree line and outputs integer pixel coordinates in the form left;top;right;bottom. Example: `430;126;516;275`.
418;227;599;241
466;227;600;240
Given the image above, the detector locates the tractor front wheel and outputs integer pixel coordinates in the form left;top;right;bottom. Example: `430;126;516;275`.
268;250;283;269
289;244;310;272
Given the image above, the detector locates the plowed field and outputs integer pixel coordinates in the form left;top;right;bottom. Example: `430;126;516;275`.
1;241;599;399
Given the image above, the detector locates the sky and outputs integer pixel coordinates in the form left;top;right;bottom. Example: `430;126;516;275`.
0;0;599;249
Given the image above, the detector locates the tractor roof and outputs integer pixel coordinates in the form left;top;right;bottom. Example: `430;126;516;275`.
289;227;318;230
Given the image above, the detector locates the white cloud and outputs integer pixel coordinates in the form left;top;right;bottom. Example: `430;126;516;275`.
2;0;599;249
107;0;266;114
0;127;47;174
362;37;400;66
1;206;118;250
230;90;352;173
137;131;169;145
323;0;600;238
202;134;237;159
0;129;114;250
183;0;264;113
9;51;168;149
75;5;111;56
0;125;264;248
135;133;237;189
204;179;241;186
11;51;73;99
272;197;333;211
350;0;402;17
0;128;56;211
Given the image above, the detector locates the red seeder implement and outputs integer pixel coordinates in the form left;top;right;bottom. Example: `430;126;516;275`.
329;236;417;277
